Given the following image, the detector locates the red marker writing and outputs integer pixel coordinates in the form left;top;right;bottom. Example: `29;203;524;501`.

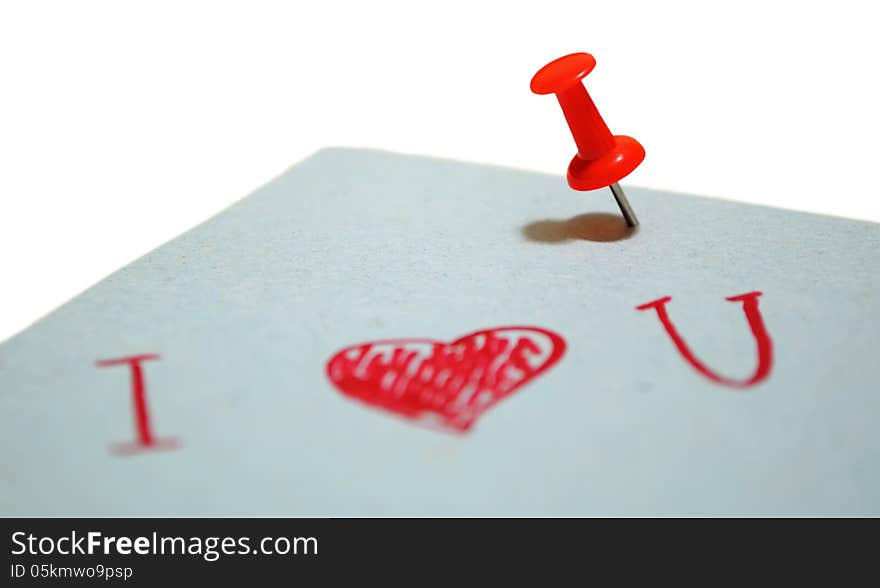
95;354;179;455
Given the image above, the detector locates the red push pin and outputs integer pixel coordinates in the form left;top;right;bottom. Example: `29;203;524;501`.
531;52;645;227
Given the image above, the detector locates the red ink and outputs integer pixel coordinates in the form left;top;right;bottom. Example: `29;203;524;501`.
326;326;566;432
95;354;179;455
636;291;773;388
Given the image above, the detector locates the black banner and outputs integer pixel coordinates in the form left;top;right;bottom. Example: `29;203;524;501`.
2;518;874;584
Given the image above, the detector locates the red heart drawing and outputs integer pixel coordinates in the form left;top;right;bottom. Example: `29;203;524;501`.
326;326;566;432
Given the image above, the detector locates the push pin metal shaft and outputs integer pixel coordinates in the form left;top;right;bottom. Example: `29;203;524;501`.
531;52;645;227
609;182;638;227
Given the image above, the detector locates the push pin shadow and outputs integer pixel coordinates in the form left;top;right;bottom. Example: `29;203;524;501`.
531;52;645;228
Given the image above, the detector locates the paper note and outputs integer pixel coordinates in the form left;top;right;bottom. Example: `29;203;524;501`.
1;148;878;515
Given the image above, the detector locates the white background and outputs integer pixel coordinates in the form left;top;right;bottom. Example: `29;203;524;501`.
1;0;878;342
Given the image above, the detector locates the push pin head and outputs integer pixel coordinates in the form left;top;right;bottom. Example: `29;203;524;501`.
532;52;644;227
530;52;597;95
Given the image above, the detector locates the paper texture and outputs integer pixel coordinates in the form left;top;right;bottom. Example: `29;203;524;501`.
1;148;878;515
